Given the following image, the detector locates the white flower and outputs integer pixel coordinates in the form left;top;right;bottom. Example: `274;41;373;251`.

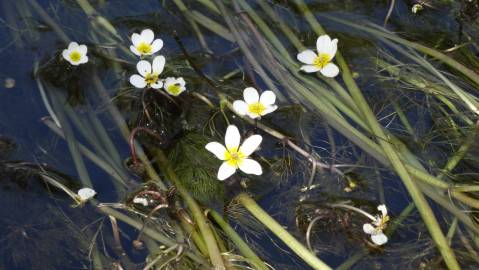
129;56;165;89
362;204;389;245
62;42;88;66
77;187;96;202
297;35;339;77
130;29;163;57
133;197;149;207
163;77;186;96
233;87;277;119
205;125;263;180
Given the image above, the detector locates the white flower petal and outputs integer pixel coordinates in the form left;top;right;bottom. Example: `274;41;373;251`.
133;197;148;206
205;142;227;160
329;39;338;58
152;55;165;74
246;111;261;119
316;35;333;54
151;39;164;54
297;50;317;64
239;135;262;156
136;60;151;77
69;59;80;66
300;65;321;73
164;77;175;85
233;100;248;115
363;223;375;234
225;125;241;150
176;77;186;87
243;87;259;104
131;33;141;46
77;44;88;55
378;204;388;216
62;50;70;61
319;63;339;78
141;29;155;44
130;45;141;56
238;158;262;175
78;56;88;64
259;90;276;106
78;187;96;201
218;162;236;180
130;74;147;88
371;233;388;245
151;80;163;89
68;42;79;50
262;105;277;116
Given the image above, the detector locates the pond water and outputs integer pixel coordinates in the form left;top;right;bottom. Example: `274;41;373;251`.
1;0;479;269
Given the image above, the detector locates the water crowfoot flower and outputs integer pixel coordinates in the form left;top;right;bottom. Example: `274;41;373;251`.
77;187;96;203
233;87;277;119
62;42;88;66
130;29;163;57
362;204;390;245
205;125;263;180
130;56;165;89
163;77;186;96
297;35;339;77
133;197;149;207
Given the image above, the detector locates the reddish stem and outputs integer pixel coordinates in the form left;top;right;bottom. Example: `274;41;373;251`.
129;127;165;164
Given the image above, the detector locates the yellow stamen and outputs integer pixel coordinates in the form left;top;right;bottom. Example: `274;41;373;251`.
166;84;182;95
224;147;245;168
144;72;159;86
69;51;81;62
376;215;390;231
248;102;266;116
137;42;152;54
312;53;332;69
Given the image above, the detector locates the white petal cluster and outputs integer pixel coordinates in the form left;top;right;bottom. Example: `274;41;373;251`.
363;204;389;245
77;187;96;202
129;56;165;89
128;29;187;96
205;125;262;180
164;77;186;96
130;29;163;57
62;42;88;66
233;87;277;119
297;35;339;77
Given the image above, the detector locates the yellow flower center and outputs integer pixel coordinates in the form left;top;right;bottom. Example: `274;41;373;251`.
312;53;331;69
137;42;152;54
224;147;245;168
69;51;81;62
248;102;266;116
166;84;182;95
144;72;159;86
375;215;390;232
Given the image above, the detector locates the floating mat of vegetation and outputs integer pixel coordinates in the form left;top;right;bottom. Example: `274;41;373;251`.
1;0;479;269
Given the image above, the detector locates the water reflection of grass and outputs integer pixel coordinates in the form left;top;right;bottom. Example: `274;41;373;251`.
2;0;479;269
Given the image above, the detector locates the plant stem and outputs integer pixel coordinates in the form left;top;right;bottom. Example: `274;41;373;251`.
154;149;226;269
208;210;269;270
236;193;332;270
294;1;460;268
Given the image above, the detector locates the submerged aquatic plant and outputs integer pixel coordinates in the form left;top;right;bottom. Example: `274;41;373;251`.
205;125;262;180
129;29;164;57
62;42;88;66
129;56;165;89
297;35;339;77
233;87;278;119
